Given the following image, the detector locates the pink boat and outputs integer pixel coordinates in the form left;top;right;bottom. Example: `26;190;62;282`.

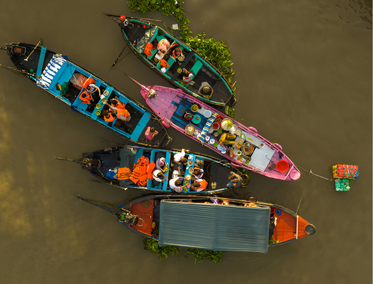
134;81;301;181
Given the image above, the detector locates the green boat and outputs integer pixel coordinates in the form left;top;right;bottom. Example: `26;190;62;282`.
107;14;236;107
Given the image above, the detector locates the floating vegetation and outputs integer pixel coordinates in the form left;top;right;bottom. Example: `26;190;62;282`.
185;248;224;264
143;238;223;264
143;238;180;261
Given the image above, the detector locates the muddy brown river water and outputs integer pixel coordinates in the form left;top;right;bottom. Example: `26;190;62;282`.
0;0;371;283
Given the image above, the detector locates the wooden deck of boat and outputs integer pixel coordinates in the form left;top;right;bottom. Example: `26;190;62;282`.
130;199;154;236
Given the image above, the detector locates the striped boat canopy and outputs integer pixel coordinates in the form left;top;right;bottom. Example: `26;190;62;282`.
158;200;271;253
36;54;66;90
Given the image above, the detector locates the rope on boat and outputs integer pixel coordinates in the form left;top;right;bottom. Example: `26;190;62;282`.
0;63;35;76
55;156;81;164
296;164;333;181
75;194;121;216
296;187;305;216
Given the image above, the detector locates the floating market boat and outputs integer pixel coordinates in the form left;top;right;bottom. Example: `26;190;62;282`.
77;194;316;253
60;145;247;195
1;42;172;147
132;81;301;181
107;14;236;107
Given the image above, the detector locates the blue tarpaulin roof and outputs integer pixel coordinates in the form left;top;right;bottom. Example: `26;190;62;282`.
158;200;271;253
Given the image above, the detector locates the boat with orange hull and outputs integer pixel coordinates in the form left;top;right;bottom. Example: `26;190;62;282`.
77;194;316;253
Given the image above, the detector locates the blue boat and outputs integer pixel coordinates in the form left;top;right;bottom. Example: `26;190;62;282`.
107;14;237;107
64;145;248;195
2;42;172;147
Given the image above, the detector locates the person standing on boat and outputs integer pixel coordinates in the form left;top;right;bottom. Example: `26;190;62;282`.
198;82;214;99
145;127;158;141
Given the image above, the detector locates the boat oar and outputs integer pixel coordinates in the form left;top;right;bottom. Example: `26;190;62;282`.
24;39;42;62
0;63;35;76
111;45;127;68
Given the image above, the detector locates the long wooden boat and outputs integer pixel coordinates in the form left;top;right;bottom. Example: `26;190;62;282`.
72;145;247;195
132;81;301;181
107;14;236;107
77;194;316;253
1;42;172;147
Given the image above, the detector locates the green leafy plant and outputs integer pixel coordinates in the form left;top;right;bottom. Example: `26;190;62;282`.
143;238;180;261
183;33;235;83
185;248;223;264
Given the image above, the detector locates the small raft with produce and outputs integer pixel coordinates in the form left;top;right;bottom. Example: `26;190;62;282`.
107;14;236;107
75;145;247;195
332;164;359;191
133;80;301;181
1;42;172;147
77;194;316;253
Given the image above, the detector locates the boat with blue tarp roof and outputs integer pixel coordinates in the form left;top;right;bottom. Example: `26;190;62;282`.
77;194;316;253
2;42;172;147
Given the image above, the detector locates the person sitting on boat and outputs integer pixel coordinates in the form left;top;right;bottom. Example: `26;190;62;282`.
106;100;131;122
227;171;242;189
173;149;189;166
191;160;204;179
152;168;167;182
102;109;116;123
182;68;193;85
191;178;208;192
171;46;185;63
144;42;154;57
198;82;214;99
145;126;158;141
156;38;170;59
156;157;166;170
79;92;94;105
244;197;257;207
222;200;230;205
169;166;187;192
86;83;101;96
